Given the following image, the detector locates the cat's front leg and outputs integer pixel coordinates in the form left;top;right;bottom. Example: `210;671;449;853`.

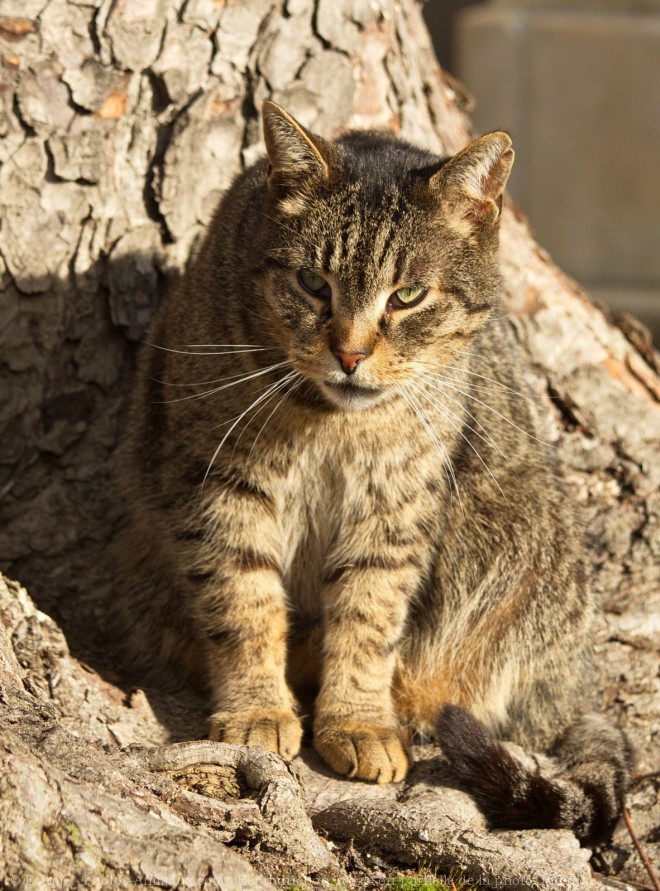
189;486;302;760
313;549;424;783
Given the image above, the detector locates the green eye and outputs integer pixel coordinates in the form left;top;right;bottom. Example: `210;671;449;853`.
297;268;331;299
389;285;428;310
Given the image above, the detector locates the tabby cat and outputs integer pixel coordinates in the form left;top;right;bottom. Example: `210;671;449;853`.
118;101;631;845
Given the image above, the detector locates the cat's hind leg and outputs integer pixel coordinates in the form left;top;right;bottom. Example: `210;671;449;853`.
393;558;590;749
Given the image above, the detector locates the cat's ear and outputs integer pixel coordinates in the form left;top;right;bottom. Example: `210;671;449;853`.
262;101;332;189
431;132;514;235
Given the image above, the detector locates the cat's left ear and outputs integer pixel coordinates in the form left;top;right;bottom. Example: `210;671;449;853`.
431;132;514;235
262;101;333;191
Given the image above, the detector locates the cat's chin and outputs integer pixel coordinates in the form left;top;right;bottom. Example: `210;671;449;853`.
319;381;389;411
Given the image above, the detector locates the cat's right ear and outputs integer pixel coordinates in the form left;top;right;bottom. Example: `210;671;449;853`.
429;132;514;236
262;101;332;192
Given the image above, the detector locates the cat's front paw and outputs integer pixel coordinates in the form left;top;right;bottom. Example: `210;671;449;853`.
209;707;302;761
314;721;410;783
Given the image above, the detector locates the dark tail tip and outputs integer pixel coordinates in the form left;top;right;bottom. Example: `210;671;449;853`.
436;705;631;847
436;704;563;832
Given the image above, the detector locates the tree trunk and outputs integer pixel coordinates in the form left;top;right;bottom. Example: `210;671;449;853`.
0;0;657;888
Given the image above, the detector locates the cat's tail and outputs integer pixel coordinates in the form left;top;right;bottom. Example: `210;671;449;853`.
436;704;633;846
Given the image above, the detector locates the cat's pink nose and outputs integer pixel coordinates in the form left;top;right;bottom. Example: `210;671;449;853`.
332;349;370;375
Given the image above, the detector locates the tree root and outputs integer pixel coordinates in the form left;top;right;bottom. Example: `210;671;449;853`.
125;740;337;871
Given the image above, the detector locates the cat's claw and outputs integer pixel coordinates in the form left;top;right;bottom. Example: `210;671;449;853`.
209;708;302;761
314;721;410;783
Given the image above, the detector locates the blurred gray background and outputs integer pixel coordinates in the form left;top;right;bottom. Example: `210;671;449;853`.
423;0;660;342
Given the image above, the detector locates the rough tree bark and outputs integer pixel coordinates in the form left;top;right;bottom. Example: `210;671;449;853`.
0;0;657;888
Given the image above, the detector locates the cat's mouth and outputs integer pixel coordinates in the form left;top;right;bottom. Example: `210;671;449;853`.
321;379;386;410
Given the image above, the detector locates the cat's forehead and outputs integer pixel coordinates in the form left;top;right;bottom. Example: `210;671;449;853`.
301;180;439;289
320;183;399;252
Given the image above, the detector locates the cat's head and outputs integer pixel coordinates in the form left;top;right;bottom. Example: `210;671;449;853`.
257;101;514;411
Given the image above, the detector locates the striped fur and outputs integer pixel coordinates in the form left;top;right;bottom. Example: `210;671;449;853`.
115;103;630;837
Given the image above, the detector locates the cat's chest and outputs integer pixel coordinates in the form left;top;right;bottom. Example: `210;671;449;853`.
276;431;422;609
278;445;344;584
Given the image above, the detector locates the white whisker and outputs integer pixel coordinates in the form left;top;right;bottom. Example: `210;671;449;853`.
419;373;510;464
415;379;509;504
231;371;298;457
204;377;296;430
185;343;275;350
440;362;537;401
247;375;303;463
398;384;462;509
424;367;536;403
421;373;553;448
201;372;298;490
156;368;284;389
143;340;277;357
156;361;291;404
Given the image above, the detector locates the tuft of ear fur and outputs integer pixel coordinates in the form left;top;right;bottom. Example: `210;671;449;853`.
262;101;332;190
432;132;514;235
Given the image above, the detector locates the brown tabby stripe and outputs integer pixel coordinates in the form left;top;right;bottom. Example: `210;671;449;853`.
116;103;628;808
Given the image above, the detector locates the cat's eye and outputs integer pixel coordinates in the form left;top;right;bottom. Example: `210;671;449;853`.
297;268;331;299
388;285;428;310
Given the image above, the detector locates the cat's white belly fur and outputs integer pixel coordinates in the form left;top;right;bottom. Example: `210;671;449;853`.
279;447;343;618
276;439;400;618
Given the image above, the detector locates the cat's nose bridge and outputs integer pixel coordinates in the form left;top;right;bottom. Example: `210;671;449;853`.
328;317;375;375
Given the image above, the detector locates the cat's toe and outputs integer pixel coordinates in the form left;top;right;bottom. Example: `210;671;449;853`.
209;708;302;761
314;722;410;783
